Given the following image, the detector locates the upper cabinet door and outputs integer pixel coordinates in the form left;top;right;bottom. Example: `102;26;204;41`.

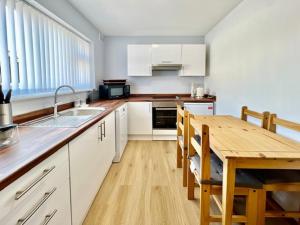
152;44;182;65
127;45;152;76
181;44;206;76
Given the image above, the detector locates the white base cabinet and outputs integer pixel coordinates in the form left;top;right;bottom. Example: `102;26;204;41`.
128;102;152;136
69;112;115;225
0;111;117;225
114;103;128;162
0;145;71;225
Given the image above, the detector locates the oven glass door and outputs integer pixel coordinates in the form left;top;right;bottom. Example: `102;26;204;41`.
153;107;177;129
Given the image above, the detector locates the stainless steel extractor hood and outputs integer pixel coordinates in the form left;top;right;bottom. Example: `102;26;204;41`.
152;64;182;71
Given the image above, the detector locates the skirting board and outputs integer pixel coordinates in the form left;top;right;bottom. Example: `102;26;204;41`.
128;135;153;140
153;129;177;136
128;135;177;141
153;135;177;141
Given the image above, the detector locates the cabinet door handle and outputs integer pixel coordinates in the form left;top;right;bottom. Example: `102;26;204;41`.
17;188;57;225
98;124;102;141
15;166;55;200
42;209;58;225
103;121;106;138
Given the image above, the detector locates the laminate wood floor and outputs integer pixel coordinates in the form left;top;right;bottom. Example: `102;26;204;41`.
83;140;290;225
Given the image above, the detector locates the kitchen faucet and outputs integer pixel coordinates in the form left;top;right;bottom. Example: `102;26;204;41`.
54;85;76;117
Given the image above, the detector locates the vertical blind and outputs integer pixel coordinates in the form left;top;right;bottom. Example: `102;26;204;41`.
0;0;92;95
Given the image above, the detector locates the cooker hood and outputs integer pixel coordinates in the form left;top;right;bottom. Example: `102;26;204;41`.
152;64;182;71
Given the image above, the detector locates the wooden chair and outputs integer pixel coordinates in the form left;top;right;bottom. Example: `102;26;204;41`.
254;114;300;225
176;105;189;187
187;114;263;225
241;106;270;129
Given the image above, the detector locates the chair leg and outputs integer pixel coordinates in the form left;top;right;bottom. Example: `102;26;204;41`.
183;150;188;187
187;160;195;200
200;184;210;225
176;141;182;168
257;190;266;225
246;189;259;225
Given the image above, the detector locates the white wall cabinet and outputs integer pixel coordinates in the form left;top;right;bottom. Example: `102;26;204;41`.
152;44;182;65
69;112;115;225
127;44;206;77
181;44;206;76
127;45;152;76
0;145;71;225
128;102;152;135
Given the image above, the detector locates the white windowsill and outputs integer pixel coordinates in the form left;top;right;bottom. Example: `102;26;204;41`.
11;89;91;102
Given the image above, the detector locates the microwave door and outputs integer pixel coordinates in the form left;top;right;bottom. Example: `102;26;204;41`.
110;86;124;98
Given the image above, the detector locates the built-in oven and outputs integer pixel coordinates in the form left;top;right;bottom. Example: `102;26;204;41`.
152;102;177;130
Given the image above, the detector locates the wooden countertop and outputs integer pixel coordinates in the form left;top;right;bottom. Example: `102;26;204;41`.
127;94;215;103
0;94;214;191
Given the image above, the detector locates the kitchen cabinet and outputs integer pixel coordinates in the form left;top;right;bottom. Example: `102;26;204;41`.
152;44;182;65
184;102;214;115
180;44;206;76
0;145;71;225
127;45;152;76
114;103;128;162
128;102;152;136
99;112;116;176
69;112;115;225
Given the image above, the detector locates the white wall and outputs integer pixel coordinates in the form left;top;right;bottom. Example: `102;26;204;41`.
104;36;205;94
12;0;104;115
205;0;300;210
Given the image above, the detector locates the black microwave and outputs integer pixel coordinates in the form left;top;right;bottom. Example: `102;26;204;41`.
99;84;130;99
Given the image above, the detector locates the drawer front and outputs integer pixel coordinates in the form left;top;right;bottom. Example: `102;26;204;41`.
0;180;71;225
0;145;69;220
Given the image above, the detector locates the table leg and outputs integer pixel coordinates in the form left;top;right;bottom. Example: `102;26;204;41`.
222;159;236;225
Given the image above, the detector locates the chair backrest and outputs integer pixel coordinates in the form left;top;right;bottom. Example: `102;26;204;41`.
268;114;300;134
188;113;211;181
241;106;270;129
177;105;189;148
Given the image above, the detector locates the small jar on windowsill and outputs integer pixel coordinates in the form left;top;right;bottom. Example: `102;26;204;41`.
0;124;19;149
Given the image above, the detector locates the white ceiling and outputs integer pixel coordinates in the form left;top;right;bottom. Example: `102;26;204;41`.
68;0;242;36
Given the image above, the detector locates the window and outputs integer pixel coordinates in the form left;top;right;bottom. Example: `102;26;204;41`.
0;0;93;96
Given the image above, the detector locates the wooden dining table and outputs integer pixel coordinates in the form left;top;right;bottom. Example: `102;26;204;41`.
191;115;300;225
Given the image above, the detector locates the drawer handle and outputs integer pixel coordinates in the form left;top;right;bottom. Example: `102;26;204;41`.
17;187;57;225
15;166;56;200
103;121;106;138
42;209;58;225
98;124;102;141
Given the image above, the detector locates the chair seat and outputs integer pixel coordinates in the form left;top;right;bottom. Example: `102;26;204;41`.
190;153;263;189
248;170;300;184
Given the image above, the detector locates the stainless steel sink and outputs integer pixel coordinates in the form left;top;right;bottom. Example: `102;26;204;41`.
59;107;105;117
24;107;106;128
